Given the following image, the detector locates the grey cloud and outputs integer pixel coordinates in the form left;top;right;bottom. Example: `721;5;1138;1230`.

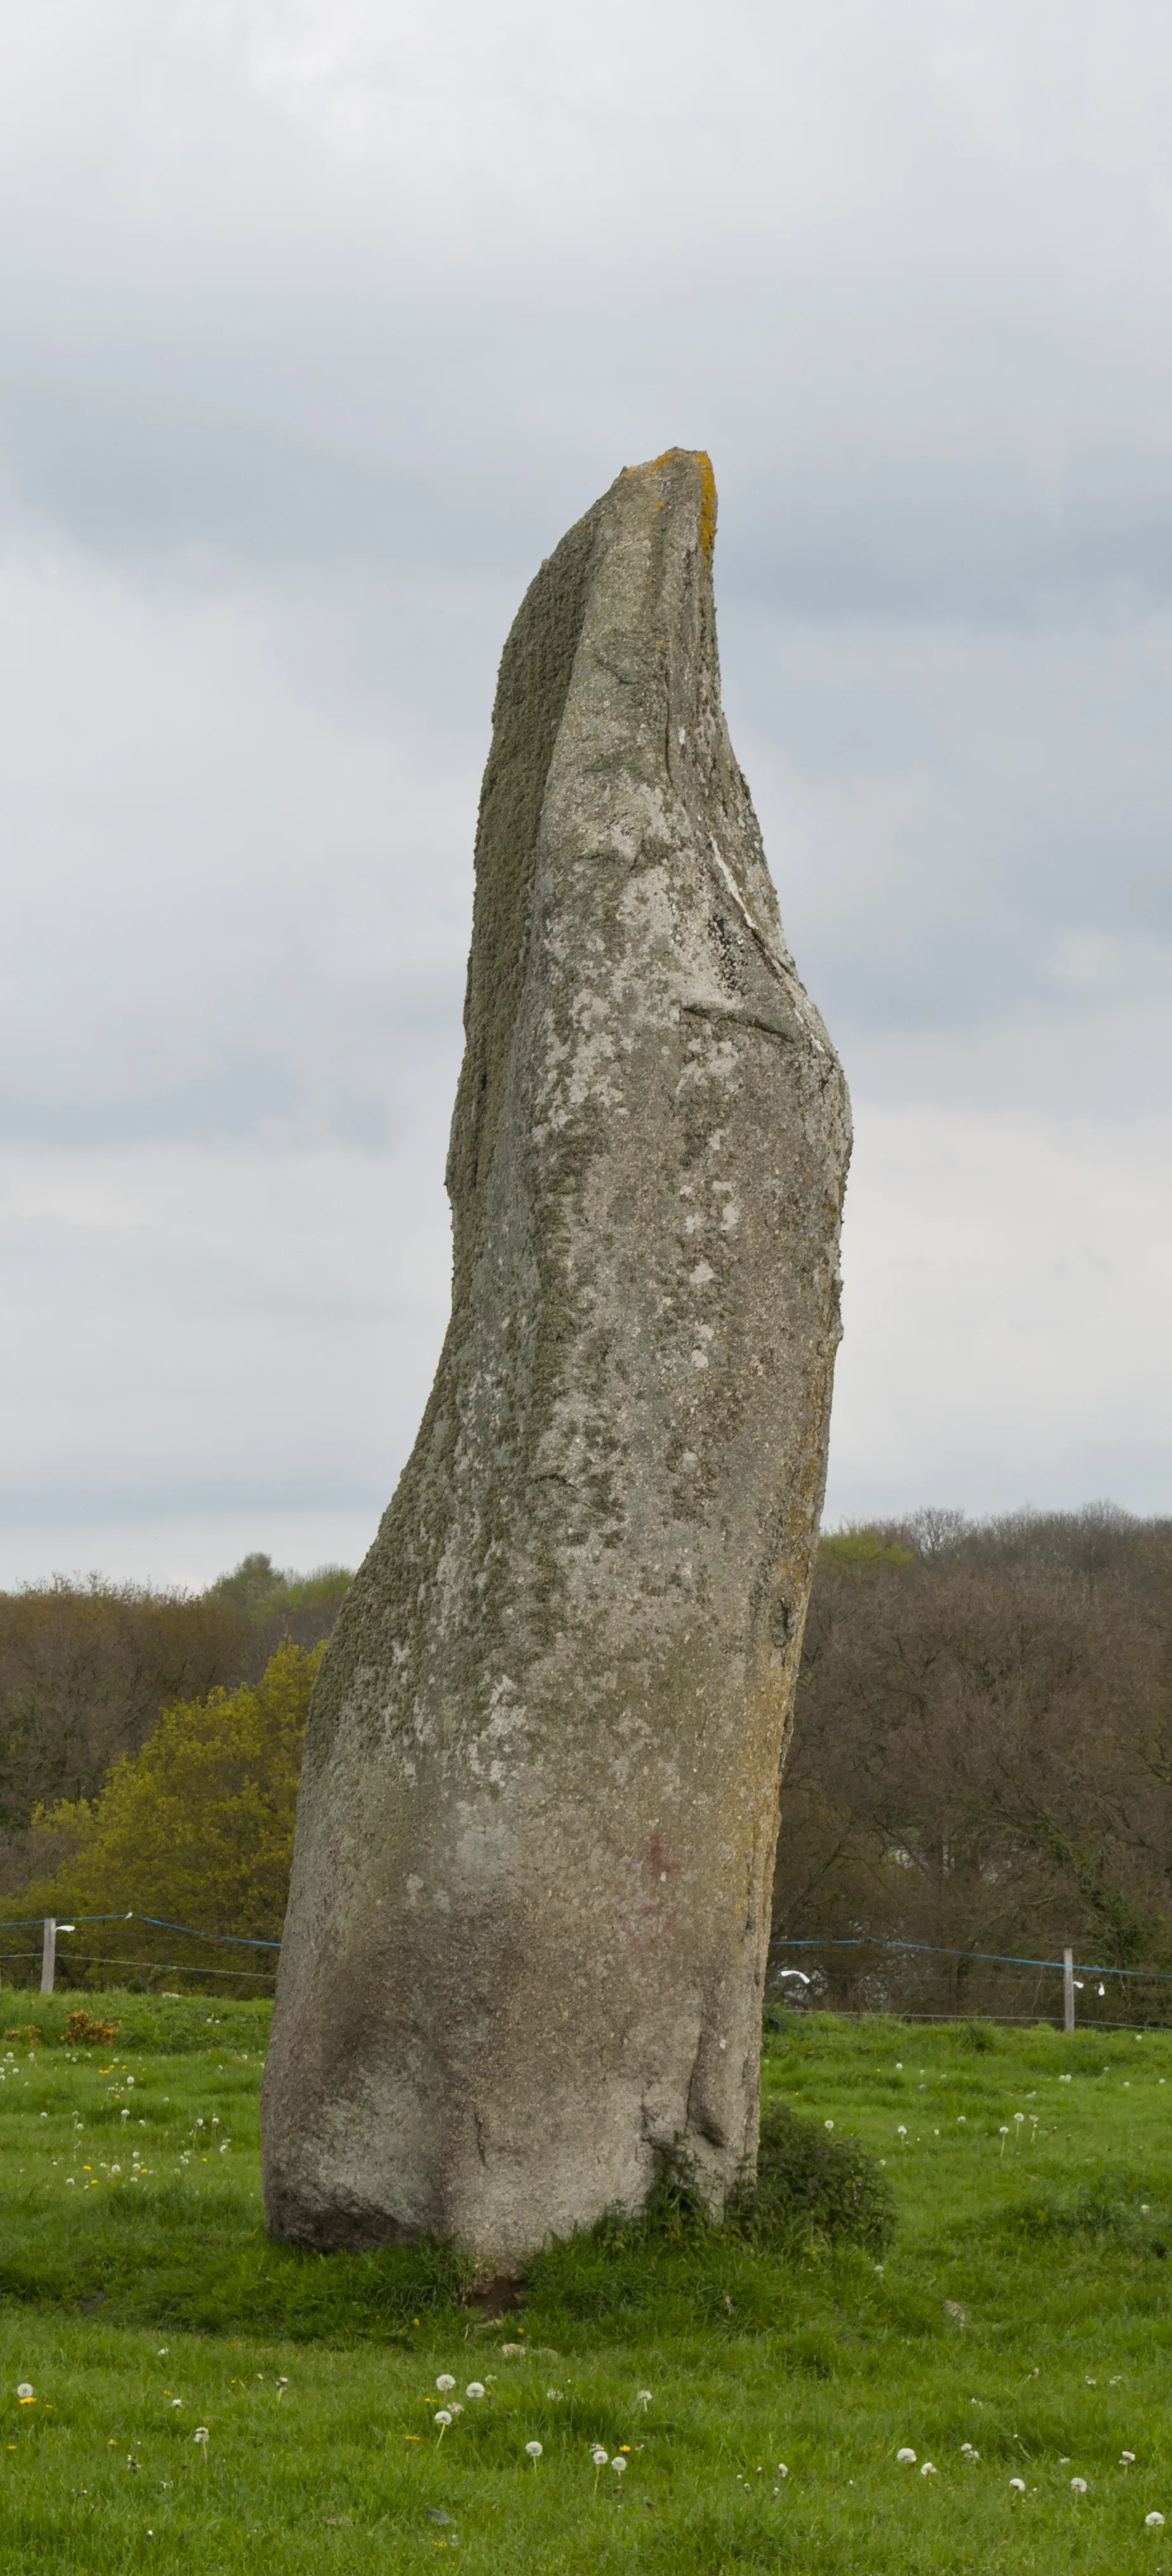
4;5;1172;621
0;1135;452;1521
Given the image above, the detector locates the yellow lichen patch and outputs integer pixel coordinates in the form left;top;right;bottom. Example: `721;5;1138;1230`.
696;452;716;561
631;450;717;559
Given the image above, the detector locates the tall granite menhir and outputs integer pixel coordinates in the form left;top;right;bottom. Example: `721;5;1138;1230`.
263;451;851;2260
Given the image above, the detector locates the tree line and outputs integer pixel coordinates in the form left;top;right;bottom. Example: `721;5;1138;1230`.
3;1512;1170;2020
0;1554;348;1899
773;1506;1172;2022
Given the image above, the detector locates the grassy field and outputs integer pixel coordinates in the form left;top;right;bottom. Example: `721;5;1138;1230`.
1;1994;1170;2572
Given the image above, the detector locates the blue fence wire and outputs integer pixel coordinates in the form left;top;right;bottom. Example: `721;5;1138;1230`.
0;1912;1168;1984
0;1910;278;1948
772;1935;1172;1981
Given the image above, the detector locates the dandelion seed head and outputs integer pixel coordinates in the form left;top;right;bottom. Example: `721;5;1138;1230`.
434;2410;452;2428
1146;2510;1166;2527
525;2440;543;2459
1010;2476;1026;2492
436;2374;455;2393
896;2447;916;2464
1071;2476;1088;2494
592;2446;608;2466
611;2455;627;2474
466;2383;486;2400
15;2386;32;2402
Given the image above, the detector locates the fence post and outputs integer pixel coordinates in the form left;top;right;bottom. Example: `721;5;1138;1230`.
40;1917;56;1998
1063;1945;1074;2034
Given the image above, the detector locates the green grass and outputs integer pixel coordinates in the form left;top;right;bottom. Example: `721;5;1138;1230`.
1;1993;1171;2571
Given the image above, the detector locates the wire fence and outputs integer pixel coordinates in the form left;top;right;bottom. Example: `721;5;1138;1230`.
0;1909;279;2000
4;1908;1171;2024
769;1932;1172;2030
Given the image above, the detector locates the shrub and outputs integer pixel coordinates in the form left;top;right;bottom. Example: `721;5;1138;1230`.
728;2103;895;2255
20;1637;321;1957
547;2105;894;2262
61;2008;117;2045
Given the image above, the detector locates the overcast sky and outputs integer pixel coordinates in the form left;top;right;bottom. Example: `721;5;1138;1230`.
1;0;1169;1588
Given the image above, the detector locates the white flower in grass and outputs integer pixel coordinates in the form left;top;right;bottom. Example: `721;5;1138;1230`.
1146;2511;1166;2527
466;2383;486;2401
193;2428;209;2449
16;2385;33;2402
450;2403;464;2416
636;2390;653;2407
896;2447;916;2464
1122;2451;1136;2467
591;2446;608;2467
525;2440;543;2462
960;2443;979;2460
434;2412;452;2437
1009;2476;1026;2492
611;2456;627;2475
920;2461;936;2476
897;2126;907;2140
545;2388;563;2400
776;2462;788;2478
824;2120;834;2131
436;2375;455;2392
1071;2476;1088;2494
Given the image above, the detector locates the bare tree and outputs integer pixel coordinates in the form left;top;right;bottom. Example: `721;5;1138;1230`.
771;1511;1172;2022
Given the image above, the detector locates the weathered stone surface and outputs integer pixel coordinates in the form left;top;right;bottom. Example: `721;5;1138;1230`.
261;450;851;2260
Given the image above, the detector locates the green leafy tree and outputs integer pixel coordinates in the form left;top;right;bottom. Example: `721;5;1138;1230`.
205;1554;351;1618
22;1639;322;1970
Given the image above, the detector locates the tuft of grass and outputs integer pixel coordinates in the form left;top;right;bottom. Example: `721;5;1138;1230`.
1000;2170;1171;2256
730;2100;895;2254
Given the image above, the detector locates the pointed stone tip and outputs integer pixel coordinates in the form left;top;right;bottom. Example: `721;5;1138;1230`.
621;448;717;562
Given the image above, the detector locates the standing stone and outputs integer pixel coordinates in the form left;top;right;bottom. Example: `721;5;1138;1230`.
262;450;851;2260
